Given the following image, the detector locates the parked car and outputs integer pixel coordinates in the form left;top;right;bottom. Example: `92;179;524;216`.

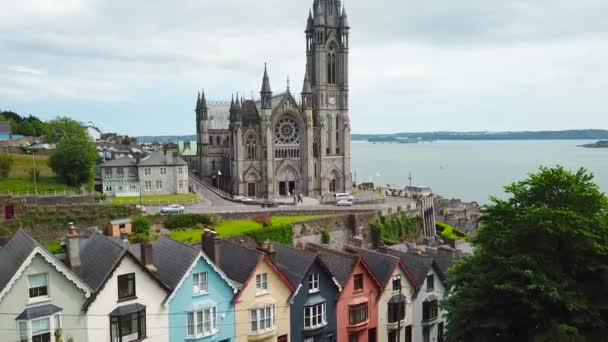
334;193;355;201
135;205;147;214
261;200;278;208
161;204;185;214
336;199;353;207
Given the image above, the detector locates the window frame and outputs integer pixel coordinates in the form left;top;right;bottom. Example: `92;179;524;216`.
192;272;208;295
117;273;136;301
387;300;406;323
110;308;146;342
348;303;368;325
304;302;327;330
255;273;268;294
426;274;434;292
353;273;364;292
186;306;217;338
422;300;439;321
308;272;320;293
28;273;49;300
392;274;401;292
250;305;276;334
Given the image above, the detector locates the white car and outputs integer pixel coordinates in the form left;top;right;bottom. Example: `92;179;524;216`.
135;205;147;214
336;199;353;207
161;204;185;214
335;193;355;201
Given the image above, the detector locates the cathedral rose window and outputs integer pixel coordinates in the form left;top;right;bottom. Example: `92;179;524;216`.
274;117;300;145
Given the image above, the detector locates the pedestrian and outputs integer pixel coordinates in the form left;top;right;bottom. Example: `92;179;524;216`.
298;194;303;203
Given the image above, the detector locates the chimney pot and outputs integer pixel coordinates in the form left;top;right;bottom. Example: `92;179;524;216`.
141;242;154;269
66;223;81;270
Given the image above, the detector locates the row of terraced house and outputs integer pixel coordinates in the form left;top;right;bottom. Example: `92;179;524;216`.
0;226;454;342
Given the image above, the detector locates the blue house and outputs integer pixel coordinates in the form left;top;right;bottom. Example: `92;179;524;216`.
270;243;341;342
150;236;238;342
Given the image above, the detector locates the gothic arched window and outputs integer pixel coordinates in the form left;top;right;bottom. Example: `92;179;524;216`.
245;132;257;160
216;136;220;146
209;136;213;145
327;49;336;84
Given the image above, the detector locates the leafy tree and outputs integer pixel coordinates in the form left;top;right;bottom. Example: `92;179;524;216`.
129;215;152;243
44;117;87;143
49;134;98;187
0;152;14;179
443;166;608;342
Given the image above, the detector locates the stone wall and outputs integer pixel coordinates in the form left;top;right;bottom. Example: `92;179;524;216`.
292;211;379;249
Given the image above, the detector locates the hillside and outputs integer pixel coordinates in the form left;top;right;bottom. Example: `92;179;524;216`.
0;153;75;193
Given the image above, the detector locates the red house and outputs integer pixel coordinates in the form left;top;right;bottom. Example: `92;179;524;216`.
307;244;382;342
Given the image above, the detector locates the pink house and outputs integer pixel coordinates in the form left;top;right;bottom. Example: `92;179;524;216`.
307;244;382;342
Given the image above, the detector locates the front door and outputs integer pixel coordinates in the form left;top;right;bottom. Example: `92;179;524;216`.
4;205;14;221
277;335;288;342
279;182;287;196
288;181;296;195
368;328;376;342
247;183;256;197
329;179;337;193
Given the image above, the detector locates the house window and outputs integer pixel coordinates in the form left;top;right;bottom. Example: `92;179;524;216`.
117;273;136;300
392;275;401;291
187;307;217;338
17;315;61;342
144;168;151;176
110;308;146;342
105;168;113;178
144;181;151;191
116;168;124;178
426;274;434;291
422;300;439;321
423;327;430;342
387;297;406;323
160;168;167;175
31;317;51;342
349;334;358;342
178;167;183;174
18;321;28;342
256;273;268;294
304;302;326;329
349;303;367;325
438;322;445;342
388;331;398;342
128;168;137;177
156;180;162;190
250;305;276;333
327;334;336;342
353;273;363;291
179;180;184;189
193;272;208;295
28;273;48;299
308;273;320;293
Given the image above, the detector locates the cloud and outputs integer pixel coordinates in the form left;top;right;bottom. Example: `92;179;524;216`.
0;0;607;135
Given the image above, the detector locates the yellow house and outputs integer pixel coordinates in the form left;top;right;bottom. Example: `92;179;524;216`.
201;231;294;342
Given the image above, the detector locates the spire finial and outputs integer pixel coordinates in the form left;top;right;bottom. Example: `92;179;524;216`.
261;63;272;94
286;76;290;93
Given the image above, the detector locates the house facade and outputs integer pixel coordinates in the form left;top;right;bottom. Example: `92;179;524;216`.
100;151;189;197
309;244;381;342
0;230;92;342
270;243;341;342
201;231;294;342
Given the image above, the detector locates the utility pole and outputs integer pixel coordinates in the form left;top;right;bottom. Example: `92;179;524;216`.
397;278;403;342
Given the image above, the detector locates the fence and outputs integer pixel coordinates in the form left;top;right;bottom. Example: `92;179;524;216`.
106;198;201;207
0;190;97;198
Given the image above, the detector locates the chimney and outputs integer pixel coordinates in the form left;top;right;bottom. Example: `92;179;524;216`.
201;229;220;265
166;150;173;165
257;240;276;263
65;222;81;271
140;242;155;270
135;152;141;165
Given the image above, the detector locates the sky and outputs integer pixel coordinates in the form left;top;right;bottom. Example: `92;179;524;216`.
1;0;607;136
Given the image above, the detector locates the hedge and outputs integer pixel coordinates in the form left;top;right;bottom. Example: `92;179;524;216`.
245;223;293;245
436;221;468;240
164;214;218;229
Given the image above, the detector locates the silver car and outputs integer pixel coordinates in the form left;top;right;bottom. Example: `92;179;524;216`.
161;204;185;214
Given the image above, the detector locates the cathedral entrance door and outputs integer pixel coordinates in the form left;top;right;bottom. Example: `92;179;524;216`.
279;182;287;196
288;181;296;196
329;179;337;193
247;183;256;197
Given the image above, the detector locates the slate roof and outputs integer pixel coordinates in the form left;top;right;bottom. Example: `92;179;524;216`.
347;246;400;289
149;236;199;290
16;304;62;320
238;100;260;122
307;244;360;287
210;239;263;286
139;151;188;166
101;156;136;167
0;229;37;293
423;248;457;276
386;249;435;289
75;231;126;291
271;243;317;288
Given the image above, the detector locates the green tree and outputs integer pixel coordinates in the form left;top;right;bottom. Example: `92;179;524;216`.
44;117;87;143
443;166;608;342
49;134;98;187
129;215;151;243
0;152;14;179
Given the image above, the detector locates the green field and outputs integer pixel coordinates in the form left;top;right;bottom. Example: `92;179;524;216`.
0;153;76;193
112;193;199;205
169;215;325;242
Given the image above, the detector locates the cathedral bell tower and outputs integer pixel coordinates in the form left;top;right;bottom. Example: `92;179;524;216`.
306;0;352;195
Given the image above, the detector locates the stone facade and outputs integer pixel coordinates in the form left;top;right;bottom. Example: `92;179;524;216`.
100;151;189;197
195;0;352;199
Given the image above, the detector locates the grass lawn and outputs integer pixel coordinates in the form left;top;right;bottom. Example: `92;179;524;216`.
170;215;326;243
112;193;199;205
0;153;77;193
437;221;468;240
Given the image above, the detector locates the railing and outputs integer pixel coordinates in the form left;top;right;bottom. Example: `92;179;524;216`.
104;198;201;207
0;190;97;198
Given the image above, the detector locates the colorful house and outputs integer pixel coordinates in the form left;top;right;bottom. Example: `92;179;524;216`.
307;244;382;342
0;229;92;342
150;236;238;342
201;230;294;342
346;246;417;342
270;242;341;342
386;249;448;342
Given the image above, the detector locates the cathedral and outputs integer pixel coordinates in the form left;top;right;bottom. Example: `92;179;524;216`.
194;0;352;199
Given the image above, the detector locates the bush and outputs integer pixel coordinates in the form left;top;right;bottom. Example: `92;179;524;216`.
28;167;41;182
0;152;14;179
436;221;468;240
321;229;331;245
95;193;107;202
245;223;293;245
252;214;272;227
371;213;422;246
164;214;217;229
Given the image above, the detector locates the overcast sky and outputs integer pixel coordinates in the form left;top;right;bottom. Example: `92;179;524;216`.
1;0;607;136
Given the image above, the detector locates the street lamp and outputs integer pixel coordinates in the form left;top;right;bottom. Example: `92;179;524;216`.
29;150;38;205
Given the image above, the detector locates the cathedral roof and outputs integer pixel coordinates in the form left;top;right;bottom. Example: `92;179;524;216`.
238;100;260;122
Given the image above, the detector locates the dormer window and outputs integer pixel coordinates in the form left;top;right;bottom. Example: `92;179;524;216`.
256;273;268;294
193;272;208;295
117;273;136;301
308;273;320;293
28;273;48;300
426;274;434;292
392;275;401;291
353;273;363;292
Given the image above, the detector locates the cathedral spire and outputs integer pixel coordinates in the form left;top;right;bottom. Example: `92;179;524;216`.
234;92;241;111
306;9;314;32
260;63;273;110
340;4;349;28
200;89;208;110
261;62;272;94
301;68;312;94
195;92;201;112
